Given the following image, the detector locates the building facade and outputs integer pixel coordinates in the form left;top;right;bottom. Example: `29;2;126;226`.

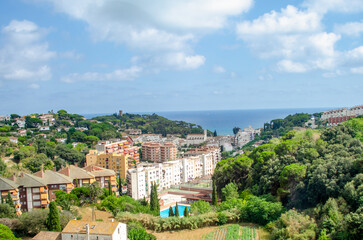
33;170;73;201
321;105;363;126
141;142;177;162
0;177;22;215
127;167;146;200
11;173;49;212
62;220;127;240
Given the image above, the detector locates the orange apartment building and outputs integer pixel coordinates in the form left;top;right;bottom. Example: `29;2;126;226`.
34;169;74;201
10;172;49;212
83;165;118;195
142;142;177;162
95;140;140;164
58;165;95;187
0;176;22;215
87;152;129;179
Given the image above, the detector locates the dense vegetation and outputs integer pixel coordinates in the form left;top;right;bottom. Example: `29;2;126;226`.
214;118;363;239
92;113;205;136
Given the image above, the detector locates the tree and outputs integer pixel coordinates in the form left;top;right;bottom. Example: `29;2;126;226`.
222;182;239;201
46;202;61;232
0;203;16;218
149;182;160;214
317;229;331;240
213;130;217;137
168;206;174;217
212;179;218;205
190;200;212;215
175;202;179;217
183;207;189;217
0;224;20;240
108;181;113;196
233;127;241;135
5;192;14;209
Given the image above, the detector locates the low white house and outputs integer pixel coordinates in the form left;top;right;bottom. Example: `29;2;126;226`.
62;220;127;240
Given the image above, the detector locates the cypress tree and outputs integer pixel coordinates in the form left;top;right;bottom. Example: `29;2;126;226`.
175;202;179;217
118;175;122;195
168;206;174;217
183;206;189;217
108;181;112;196
5;192;14;209
212;179;218;206
154;183;160;212
46;201;61;232
150;182;155;211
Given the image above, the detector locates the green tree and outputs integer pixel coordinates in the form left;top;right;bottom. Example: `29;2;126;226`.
222;182;239;201
213;130;217;137
175;202;179;217
317;229;331;240
212;179;218;205
149;183;159;214
0;203;16;218
183;207;189;217
168;206;174;217
5;192;14;209
46;202;61;232
0;224;20;240
108;181;113;196
190;200;212;215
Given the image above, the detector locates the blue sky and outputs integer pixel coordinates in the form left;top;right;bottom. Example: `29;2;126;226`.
0;0;362;115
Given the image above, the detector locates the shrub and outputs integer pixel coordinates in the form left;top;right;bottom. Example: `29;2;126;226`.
243;196;284;225
270;210;317;240
191;200;212;215
0;224;20;240
0;204;16;219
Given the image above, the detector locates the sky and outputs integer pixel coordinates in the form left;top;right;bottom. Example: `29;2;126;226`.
0;0;362;115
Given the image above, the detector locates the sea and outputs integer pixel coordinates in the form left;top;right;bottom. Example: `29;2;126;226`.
84;108;329;136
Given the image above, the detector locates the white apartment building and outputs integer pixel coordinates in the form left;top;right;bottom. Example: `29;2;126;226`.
127;167;146;200
128;153;215;200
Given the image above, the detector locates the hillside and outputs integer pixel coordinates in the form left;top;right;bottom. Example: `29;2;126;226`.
214;117;363;239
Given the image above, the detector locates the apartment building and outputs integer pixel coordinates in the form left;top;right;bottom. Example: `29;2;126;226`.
184;146;221;166
10;172;49;212
127;155;214;200
321;105;363;126
0;177;22;215
87;152;129;179
33;169;74;201
142;142;177;162
127;167;146;200
95;140;139;163
88;140;139;168
83;165;118;195
58;165;95;187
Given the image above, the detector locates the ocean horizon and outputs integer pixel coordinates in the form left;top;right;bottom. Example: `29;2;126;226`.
83;107;330;136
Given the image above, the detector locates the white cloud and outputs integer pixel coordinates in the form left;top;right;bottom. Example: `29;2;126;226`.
131;52;205;71
59;51;83;60
41;0;252;71
277;60;308;73
351;67;363;74
61;66;142;83
213;65;226;73
237;5;321;35
29;83;40;89
0;20;55;82
236;5;341;73
303;0;363;14
335;21;363;37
